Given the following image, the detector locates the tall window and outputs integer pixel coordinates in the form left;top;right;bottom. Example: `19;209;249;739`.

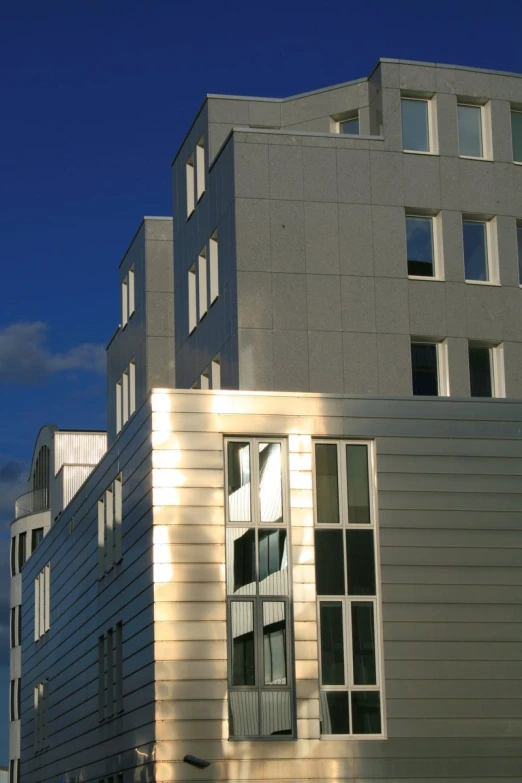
186;154;195;217
457;103;484;158
517;222;522;285
198;246;208;320
401;97;431;152
188;264;197;334
468;342;504;398
11;606;21;648
462;218;494;282
406;214;439;278
116;360;136;433
121;266;135;328
18;532;26;572
314;441;384;737
511;108;522;163
98;622;124;720
98;474;123;579
209;231;219;303
411;340;448;396
196;136;206;200
225;438;295;739
10;678;20;721
34;679;49;752
34;563;51;641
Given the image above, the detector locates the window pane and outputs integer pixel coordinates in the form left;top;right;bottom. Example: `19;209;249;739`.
406;216;434;277
315;444;339;524
315;530;345;595
463;221;488;281
351;602;377;685
229;691;259;737
517;226;522;285
230;602;255;685
351;691;381;734
320;602;345;685
263;602;287;685
320;691;349;734
458;104;483;157
340;117;359;135
226;528;256;595
469;345;492;398
346;445;371;524
261;691;292;736
227;442;251;522
31;528;44;552
259;529;288;595
18;532;26;571
511;110;522;163
259;442;283;523
346;530;376;595
411;343;439;396
401;99;429;152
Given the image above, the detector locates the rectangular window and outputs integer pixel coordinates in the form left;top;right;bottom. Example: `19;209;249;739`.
186;154;195;217
196;136;205;200
401;97;430;152
200;369;210;390
11;537;16;577
99;623;123;721
99;475;124;577
18;532;26;572
211;356;221;390
188;264;197;334
34;576;40;641
128;266;135;316
34;680;48;752
129;360;136;416
115;622;123;713
339;112;359;135
511;109;522;163
406;214;438;278
11;607;16;648
114;474;123;563
10;678;20;721
34;564;51;640
457;103;484;158
314;441;384;738
469;342;504;398
122;369;129;426
31;527;44;552
121;276;128;327
116;380;122;434
463;218;494;282
98;635;105;720
105;485;114;573
209;232;219;303
225;438;294;739
411;340;449;396
517;222;522;285
198;247;208;319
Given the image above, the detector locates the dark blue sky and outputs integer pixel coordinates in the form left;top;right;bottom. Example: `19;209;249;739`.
1;0;521;764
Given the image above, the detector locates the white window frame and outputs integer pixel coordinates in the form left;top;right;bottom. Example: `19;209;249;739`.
312;440;386;739
196;136;206;201
186;154;195;218
457;100;492;160
400;93;438;155
468;341;505;399
405;210;444;280
411;339;450;397
334;110;360;135
462;215;499;285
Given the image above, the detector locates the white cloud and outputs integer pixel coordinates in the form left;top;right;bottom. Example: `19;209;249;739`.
0;321;105;384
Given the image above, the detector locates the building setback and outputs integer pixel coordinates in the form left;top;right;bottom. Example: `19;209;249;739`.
9;58;522;783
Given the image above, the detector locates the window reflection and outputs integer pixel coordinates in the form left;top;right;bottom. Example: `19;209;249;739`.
259;529;288;595
401;98;429;152
315;444;339;523
227;442;251;522
261;690;292;736
346;445;371;524
320;602;345;685
259;442;283;523
320;691;349;734
406;215;434;277
346;530;376;595
315;530;345;595
263;602;287;685
226;528;256;595
229;691;259;736
351;691;381;734
231;602;255;686
351;602;377;685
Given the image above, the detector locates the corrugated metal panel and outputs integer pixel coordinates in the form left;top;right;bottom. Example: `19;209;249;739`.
54;432;107;475
62;465;98;507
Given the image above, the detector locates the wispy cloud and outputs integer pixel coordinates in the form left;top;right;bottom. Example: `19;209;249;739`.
0;322;105;384
0;458;28;527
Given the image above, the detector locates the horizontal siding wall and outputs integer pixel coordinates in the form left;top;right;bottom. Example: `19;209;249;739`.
151;389;522;783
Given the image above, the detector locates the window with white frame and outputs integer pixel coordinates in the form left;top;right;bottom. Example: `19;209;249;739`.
468;342;505;398
462;216;497;283
186;154;195;217
34;563;50;641
116;361;136;433
314;441;384;737
225;438;295;739
511;107;522;163
457;101;487;158
401;95;434;153
406;212;442;278
338;111;359;135
34;679;49;752
98;474;123;579
517;221;522;285
98;622;123;720
121;266;135;328
411;340;449;396
196;136;206;200
188;232;219;336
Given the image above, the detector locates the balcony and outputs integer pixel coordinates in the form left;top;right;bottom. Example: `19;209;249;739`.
14;488;49;520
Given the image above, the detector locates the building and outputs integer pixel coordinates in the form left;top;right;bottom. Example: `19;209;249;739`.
9;58;522;783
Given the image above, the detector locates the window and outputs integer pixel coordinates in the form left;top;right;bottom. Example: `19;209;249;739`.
99;622;123;720
116;361;136;433
401;97;431;152
314;442;384;737
98;475;123;578
198;247;208;320
406;213;441;278
225;438;295;739
122;369;129;427
411;340;449;396
196;136;205;200
200;369;210;390
511;108;522;163
186;154;195;217
116;379;122;433
338;112;359;135
517;222;522;285
457;103;484;158
129;361;136;417
121;266;135;328
188;232;219;335
34;680;49;752
188;264;197;334
34;563;50;641
469;342;505;398
31;527;44;552
9;759;19;783
10;678;20;721
462;217;497;282
209;231;219;303
18;532;26;572
11;606;21;648
211;356;221;390
11;537;16;576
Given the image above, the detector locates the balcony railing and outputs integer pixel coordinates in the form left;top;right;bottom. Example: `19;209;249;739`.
14;489;49;520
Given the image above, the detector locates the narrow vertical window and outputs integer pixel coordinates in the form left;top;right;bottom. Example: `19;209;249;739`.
511;108;522;163
44;563;51;633
200;369;210;389
457;103;484;158
196;136;205;200
469;343;493;397
411;341;439;396
17;605;21;648
34;686;39;749
209;231;219;303
11;607;16;648
401;97;430;152
105;486;114;572
128;265;135;316
34;576;40;641
122;369;129;426
116;380;122;434
18;532;26;572
106;628;114;718
198;246;208;319
463;218;490;282
406;214;436;278
115;622;123;713
31;527;43;552
98;497;105;579
517;222;522;285
114;474;123;563
186;154;195;217
188;264;197;334
129;360;136;416
11;537;16;577
211;356;221;389
38;571;45;637
98;635;105;720
121;276;128;327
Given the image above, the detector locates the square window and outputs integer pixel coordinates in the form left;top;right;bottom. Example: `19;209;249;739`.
339;113;359;135
458;104;483;158
401;98;430;152
463;219;489;281
511;109;522;163
406;215;436;277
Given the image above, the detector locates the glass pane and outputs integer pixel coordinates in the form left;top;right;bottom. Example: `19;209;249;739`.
458;104;483;157
18;533;26;571
314;530;345;595
463;221;488;281
411;343;439;396
320;690;349;734
469;345;492;398
261;691;292;736
227;442;251;522
517;226;522;285
351;602;377;685
259;442;283;523
259;529;288;595
315;444;339;524
351;691;381;734
401;99;429;152
346;445;371;524
346;530;376;595
340;117;359;135
263;602;287;685
226;528;256;595
406;216;434;277
320;602;345;685
229;690;259;737
512;111;522;163
230;602;255;685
